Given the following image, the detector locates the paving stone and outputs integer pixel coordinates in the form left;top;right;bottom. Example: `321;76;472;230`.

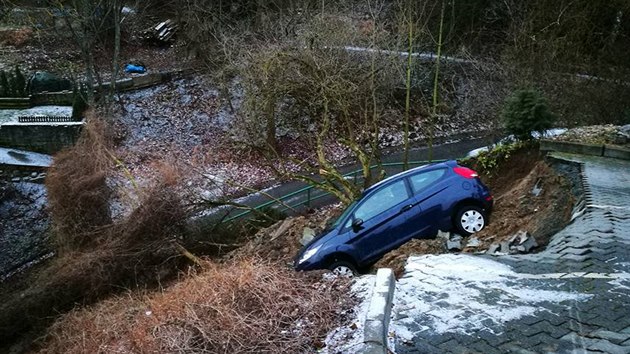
587;329;630;344
498;342;538;354
393;156;630;353
467;339;503;354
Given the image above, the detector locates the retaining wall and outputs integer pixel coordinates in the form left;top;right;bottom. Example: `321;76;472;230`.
540;139;630;161
0;121;83;154
0;69;190;109
0;164;47;183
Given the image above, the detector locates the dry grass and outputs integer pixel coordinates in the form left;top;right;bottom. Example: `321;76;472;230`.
0;114;190;348
46;112;114;252
37;259;351;354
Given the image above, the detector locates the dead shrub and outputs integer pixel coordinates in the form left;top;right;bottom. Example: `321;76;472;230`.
0;182;187;346
1;114;190;347
37;259;351;354
46;112;114;252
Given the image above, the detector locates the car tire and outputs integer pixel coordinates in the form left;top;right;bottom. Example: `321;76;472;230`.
328;261;358;277
454;206;487;236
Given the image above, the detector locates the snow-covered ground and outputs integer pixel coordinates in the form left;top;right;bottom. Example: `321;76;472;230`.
321;274;375;354
389;254;592;348
467;128;568;157
0;105;72;124
0;147;52;167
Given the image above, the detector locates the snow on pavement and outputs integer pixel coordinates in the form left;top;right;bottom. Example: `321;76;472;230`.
321;274;375;354
390;254;592;341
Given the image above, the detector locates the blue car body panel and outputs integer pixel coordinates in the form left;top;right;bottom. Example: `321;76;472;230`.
294;160;493;271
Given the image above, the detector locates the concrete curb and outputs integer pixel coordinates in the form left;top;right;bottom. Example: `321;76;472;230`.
540;139;630;161
363;268;395;354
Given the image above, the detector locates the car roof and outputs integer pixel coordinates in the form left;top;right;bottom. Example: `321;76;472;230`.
362;159;457;196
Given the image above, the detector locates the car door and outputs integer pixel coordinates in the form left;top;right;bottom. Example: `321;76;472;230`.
406;168;450;238
345;179;415;265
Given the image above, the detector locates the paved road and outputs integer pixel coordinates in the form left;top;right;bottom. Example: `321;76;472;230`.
391;153;630;353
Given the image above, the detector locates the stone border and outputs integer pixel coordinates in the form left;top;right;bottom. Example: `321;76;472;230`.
540;139;630;160
363;268;395;354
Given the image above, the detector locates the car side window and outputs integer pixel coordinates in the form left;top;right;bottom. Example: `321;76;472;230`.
349;180;410;225
409;169;446;194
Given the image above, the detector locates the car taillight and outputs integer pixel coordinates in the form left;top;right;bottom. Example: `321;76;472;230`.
453;166;478;179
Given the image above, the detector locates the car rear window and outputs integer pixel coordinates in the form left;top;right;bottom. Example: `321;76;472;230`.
408;168;446;194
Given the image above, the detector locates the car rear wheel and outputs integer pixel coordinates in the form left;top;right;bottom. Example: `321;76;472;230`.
454;206;486;236
328;261;357;277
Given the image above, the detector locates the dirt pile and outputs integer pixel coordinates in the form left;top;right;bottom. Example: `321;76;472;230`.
471;159;574;251
374;239;445;278
228;205;343;265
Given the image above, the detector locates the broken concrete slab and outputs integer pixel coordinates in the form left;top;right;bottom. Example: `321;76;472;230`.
300;226;315;246
447;239;462;251
487;243;500;254
466;237;481;248
516;235;538;253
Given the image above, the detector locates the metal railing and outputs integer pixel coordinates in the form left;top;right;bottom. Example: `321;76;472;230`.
18;116;75;123
221;159;451;223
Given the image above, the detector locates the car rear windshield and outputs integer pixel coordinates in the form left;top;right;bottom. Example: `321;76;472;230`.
408;168;447;194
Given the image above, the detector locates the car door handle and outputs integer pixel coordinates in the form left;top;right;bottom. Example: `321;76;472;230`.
401;204;414;212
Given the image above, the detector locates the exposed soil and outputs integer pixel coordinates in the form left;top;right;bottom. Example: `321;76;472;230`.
374;239;445;278
368;145;576;276
471;157;574;250
227;204;344;265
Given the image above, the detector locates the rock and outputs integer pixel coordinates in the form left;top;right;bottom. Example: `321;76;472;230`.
531;178;543;197
446;239;462;251
300;226;315;246
516;235;538;253
487;243;500;254
500;241;511;253
436;230;451;240
612;133;628;145
619;124;630;135
466;237;480;248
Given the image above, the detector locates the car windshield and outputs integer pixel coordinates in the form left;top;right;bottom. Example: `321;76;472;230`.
328;201;357;230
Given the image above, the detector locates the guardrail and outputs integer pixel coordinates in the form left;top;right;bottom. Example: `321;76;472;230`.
221;159;450;223
18;116;75;123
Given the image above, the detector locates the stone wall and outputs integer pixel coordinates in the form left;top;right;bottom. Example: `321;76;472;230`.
0;121;83;154
0;164;47;183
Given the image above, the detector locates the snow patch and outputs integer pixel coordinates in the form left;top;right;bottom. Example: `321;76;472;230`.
321;274;375;354
0;147;52;167
391;254;592;339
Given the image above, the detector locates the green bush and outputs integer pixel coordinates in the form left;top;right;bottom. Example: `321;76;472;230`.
502;89;556;140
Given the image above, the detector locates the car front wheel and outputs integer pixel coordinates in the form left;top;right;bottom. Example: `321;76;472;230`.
454;206;487;236
328;261;357;277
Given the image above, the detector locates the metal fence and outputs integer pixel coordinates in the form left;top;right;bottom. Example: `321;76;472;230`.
221;159;451;223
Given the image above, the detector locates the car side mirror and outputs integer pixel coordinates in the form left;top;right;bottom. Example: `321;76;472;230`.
351;218;364;232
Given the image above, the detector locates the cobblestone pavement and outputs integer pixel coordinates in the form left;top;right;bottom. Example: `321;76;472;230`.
391;154;630;354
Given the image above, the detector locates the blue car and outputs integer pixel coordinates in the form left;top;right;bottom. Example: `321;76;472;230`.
294;160;493;275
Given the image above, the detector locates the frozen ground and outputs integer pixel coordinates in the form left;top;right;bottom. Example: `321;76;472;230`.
321;274;375;354
0;147;52;167
391;254;591;342
0;181;51;278
0;105;72;124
